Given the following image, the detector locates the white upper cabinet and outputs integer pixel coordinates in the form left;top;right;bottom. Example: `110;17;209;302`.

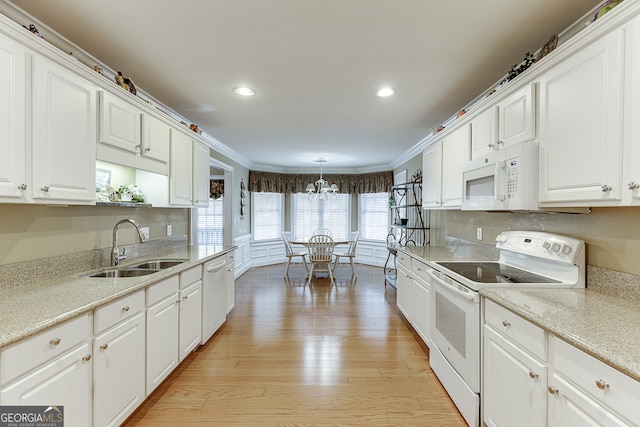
97;91;170;175
170;129;194;206
170;130;210;207
538;27;624;205
193;140;210;207
422;124;469;209
32;56;97;203
471;83;536;160
0;32;26;200
142;113;170;164
498;83;536;146
99;91;142;154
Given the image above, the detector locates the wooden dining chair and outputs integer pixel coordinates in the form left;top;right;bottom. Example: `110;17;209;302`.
306;234;336;286
333;231;359;278
282;232;308;278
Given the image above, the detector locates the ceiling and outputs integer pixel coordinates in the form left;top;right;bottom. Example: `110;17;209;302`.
8;0;602;172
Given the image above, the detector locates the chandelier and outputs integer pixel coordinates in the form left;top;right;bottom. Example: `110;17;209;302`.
306;158;338;201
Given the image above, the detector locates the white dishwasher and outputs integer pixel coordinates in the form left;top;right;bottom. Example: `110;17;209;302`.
201;257;227;344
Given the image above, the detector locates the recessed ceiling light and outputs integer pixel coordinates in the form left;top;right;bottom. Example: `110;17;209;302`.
233;87;256;96
375;87;395;97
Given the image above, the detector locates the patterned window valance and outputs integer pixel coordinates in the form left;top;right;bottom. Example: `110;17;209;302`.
248;170;394;194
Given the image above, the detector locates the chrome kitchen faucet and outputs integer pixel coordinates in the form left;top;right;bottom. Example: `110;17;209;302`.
111;219;148;266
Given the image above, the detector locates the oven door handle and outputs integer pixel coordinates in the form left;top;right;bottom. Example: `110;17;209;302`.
425;268;477;301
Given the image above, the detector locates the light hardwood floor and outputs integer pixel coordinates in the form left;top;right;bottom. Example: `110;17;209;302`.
123;264;466;426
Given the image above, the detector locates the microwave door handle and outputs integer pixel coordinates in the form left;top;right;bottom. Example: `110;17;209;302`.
495;160;506;201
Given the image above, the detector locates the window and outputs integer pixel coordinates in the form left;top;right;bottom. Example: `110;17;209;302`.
359;192;390;241
291;193;350;241
193;197;224;246
252;192;284;241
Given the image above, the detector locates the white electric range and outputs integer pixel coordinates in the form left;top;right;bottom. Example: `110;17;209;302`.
425;231;585;427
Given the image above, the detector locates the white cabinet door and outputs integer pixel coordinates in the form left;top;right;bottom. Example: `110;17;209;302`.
0;343;92;427
93;311;145;427
470;106;498;160
193;140;210;207
410;277;429;346
146;292;179;394
539;28;624;205
170;129;194;206
422;141;442;209
483;325;547;427
396;266;411;321
0;33;27;200
98;91;141;153
548;373;630;427
179;281;202;361
441;124;469;207
142;113;170;163
32;56;96;203
498;83;536;146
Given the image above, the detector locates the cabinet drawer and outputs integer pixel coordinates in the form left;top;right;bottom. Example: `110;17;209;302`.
1;313;91;385
180;265;202;289
552;336;640;423
146;275;179;306
94;290;145;334
411;260;431;285
397;251;411;271
485;299;546;361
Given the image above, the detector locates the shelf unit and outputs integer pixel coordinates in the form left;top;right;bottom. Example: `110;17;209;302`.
384;170;430;289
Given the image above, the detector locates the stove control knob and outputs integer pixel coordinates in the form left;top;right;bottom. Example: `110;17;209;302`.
551;243;561;252
561;245;572;254
496;234;507;243
542;241;551;250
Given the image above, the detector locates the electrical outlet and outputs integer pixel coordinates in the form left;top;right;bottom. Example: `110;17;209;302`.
140;227;149;241
476;227;483;240
166;225;172;236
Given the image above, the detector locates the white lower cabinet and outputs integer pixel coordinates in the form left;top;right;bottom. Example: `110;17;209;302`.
146;275;180;394
179;266;203;361
483;326;547;427
93;291;146;427
410;260;431;347
548;336;639;427
483;299;640;427
396;263;411;320
0;314;92;427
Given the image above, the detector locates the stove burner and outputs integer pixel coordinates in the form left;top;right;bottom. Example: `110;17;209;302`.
435;262;560;284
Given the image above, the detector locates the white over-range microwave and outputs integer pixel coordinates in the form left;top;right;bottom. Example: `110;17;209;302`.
462;142;539;211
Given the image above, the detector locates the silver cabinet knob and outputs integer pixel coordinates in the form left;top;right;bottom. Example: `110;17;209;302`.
17;184;27;190
502;320;510;327
100;343;108;350
50;337;61;346
41;186;50;192
122;306;130;312
145;147;151;152
82;354;92;362
488;142;495;148
628;182;639;190
183;295;188;301
548;386;559;395
135;144;142;149
496;139;504;145
528;371;538;379
595;379;610;390
601;185;612;192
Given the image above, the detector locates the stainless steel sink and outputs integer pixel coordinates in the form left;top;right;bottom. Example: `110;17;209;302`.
88;269;160;278
127;259;187;270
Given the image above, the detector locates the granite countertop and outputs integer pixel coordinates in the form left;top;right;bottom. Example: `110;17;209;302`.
0;243;236;349
481;288;640;382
